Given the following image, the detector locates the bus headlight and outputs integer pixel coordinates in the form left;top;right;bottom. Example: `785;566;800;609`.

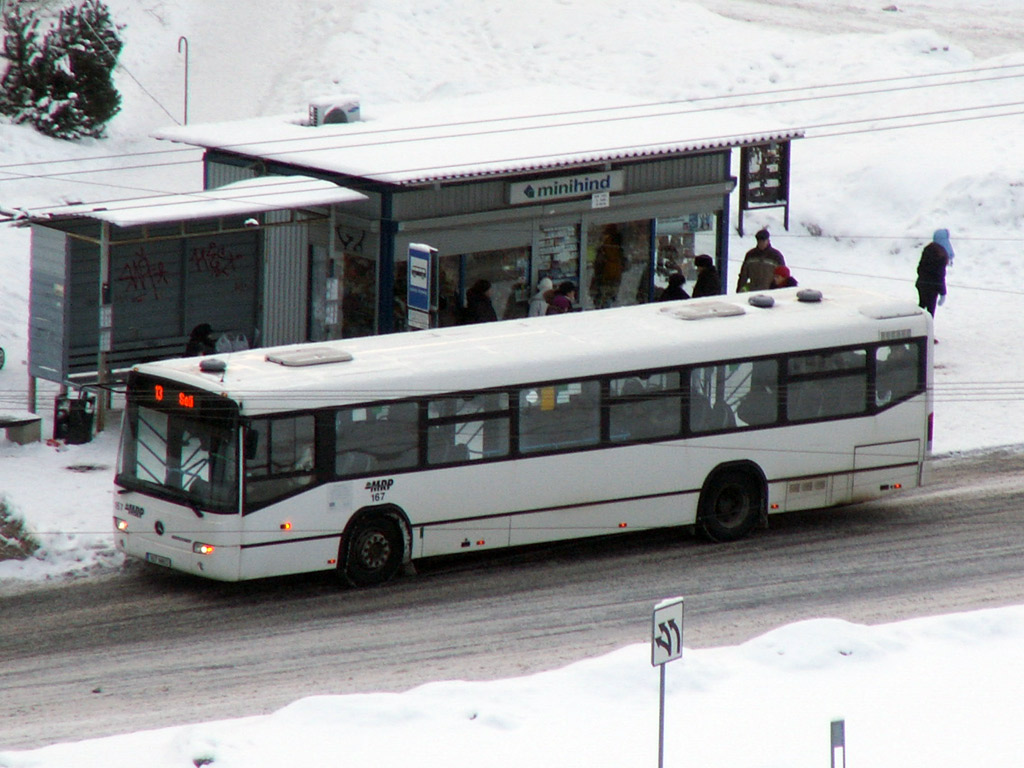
114;517;129;532
193;542;216;555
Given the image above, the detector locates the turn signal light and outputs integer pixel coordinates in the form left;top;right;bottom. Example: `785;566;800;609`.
193;542;215;555
114;517;129;532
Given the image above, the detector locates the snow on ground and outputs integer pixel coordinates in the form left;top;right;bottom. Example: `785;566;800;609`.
2;0;1024;764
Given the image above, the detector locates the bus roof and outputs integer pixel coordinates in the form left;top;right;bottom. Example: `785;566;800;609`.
132;286;930;415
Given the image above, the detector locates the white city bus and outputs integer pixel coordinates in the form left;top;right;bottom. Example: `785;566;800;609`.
113;285;932;586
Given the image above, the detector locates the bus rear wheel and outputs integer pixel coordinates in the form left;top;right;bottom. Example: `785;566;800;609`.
697;469;762;543
341;515;404;587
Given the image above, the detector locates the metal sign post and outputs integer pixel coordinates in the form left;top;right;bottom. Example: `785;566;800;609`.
651;597;684;768
831;719;846;768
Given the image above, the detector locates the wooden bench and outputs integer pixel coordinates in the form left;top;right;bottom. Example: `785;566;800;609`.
68;336;191;380
0;411;43;445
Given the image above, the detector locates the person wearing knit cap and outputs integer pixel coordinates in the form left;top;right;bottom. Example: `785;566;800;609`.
736;229;785;292
769;264;798;289
691;254;721;297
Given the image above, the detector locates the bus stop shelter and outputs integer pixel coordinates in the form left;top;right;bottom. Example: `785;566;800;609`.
24;175;366;429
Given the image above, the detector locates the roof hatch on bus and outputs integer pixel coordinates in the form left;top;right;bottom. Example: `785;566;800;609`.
663;301;746;321
858;301;923;320
265;347;354;366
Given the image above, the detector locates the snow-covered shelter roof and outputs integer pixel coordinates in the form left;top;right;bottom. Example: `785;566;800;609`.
24;175;367;227
153;88;804;187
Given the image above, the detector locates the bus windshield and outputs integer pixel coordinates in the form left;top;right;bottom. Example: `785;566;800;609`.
117;401;239;513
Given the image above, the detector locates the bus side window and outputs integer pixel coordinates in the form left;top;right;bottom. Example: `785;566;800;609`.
350;402;420;472
735;360;778;427
786;349;868;421
518;380;600;453
246;415;316;506
875;342;920;406
689;366;736;432
426;393;511;465
609;372;681;442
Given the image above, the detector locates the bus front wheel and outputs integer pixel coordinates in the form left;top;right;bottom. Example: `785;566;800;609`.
341;515;404;587
697;469;763;543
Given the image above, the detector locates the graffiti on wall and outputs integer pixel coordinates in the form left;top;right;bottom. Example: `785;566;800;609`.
117;247;171;303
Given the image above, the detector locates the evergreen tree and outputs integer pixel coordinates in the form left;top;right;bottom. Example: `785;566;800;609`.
0;0;124;140
0;3;45;119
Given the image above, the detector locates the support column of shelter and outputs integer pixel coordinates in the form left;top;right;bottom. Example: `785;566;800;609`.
96;222;112;432
717;189;731;292
378;191;396;335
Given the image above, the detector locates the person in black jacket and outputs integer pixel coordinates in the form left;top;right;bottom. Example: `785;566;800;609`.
463;279;498;323
916;241;948;316
657;272;690;301
185;323;216;356
691;254;721;298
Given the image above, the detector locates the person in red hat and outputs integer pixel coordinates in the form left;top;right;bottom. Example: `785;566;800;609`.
769;265;798;289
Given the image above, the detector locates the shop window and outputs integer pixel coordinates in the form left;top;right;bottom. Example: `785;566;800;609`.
438;245;530;327
585;220;651;309
334;223;375;338
655;214;717;294
536;223;580;287
342;252;376;338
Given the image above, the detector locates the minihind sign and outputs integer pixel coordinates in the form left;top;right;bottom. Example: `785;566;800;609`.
508;170;624;205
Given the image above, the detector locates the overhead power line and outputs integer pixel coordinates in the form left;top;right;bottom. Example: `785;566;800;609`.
2;64;1023;216
4;61;1023;174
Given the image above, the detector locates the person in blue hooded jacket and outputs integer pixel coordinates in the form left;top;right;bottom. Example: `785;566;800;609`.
932;228;954;268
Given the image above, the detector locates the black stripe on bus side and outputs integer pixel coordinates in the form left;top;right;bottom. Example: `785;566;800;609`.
240;532;342;550
235;459;920;550
416;458;921;531
772;459;921;486
417;487;697;530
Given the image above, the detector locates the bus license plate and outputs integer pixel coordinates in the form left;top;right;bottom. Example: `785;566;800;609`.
146;552;172;568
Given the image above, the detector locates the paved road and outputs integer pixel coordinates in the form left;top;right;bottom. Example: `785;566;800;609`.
2;448;1024;751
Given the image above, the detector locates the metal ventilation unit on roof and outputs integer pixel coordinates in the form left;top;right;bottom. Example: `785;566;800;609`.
309;95;361;126
265;347;353;367
662;301;746;321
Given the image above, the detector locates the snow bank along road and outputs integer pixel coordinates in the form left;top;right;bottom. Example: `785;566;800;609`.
2;447;1024;750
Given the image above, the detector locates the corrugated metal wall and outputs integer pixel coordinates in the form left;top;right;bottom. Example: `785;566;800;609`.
204;161;257;190
67;236;101;353
261;210;309;346
28;225;70;382
393;178;508;220
623;152;727;192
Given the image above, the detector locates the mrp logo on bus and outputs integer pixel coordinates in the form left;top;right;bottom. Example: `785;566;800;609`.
115;500;146;518
365;478;394;501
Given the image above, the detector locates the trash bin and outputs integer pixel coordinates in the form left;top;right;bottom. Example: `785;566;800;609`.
53;393;96;444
